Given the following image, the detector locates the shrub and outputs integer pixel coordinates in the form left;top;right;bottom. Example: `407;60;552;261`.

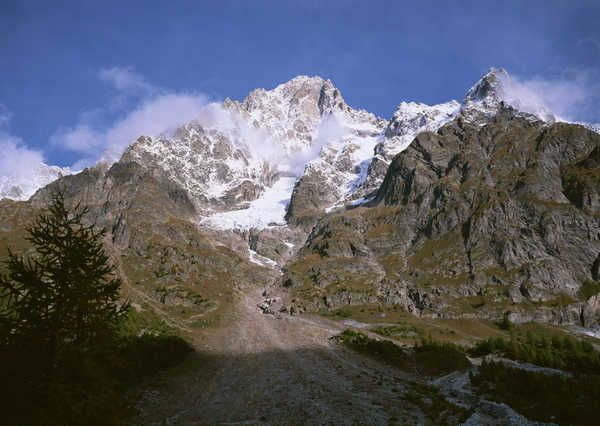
414;337;471;377
498;312;513;330
337;329;412;370
115;334;194;384
471;360;600;425
468;334;600;376
579;280;600;300
337;329;470;377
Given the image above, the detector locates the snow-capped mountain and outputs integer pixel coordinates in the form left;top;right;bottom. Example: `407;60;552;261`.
121;76;387;228
120;122;277;216
460;68;600;133
127;71;538;230
460;67;556;123
225;75;352;151
357;100;461;198
3;68;596;231
0;163;73;201
198;76;389;229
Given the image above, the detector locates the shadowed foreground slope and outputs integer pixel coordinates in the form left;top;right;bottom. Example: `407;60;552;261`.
131;288;536;425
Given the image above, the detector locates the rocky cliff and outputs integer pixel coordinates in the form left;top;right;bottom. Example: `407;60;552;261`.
1;68;599;331
283;105;600;327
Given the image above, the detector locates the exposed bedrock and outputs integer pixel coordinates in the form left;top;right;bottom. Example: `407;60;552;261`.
284;108;600;326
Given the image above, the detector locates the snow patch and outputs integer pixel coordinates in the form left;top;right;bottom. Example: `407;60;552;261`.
200;176;296;230
349;195;375;207
324;204;342;213
382;100;460;157
248;249;278;267
0;163;74;201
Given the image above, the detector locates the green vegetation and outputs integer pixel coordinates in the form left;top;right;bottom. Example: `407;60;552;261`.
467;321;600;424
541;292;577;308
317;304;385;319
336;329;469;377
0;193;129;349
318;305;500;346
115;334;192;384
471;360;600;425
498;311;513;330
373;324;425;338
413;338;471;377
403;382;473;425
337;329;472;423
336;329;412;370
339;324;600;424
121;303;179;336
579;280;600;300
469;333;600;376
318;307;354;318
0;193;192;425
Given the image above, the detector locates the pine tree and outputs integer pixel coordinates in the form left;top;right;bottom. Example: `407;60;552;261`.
0;191;128;352
0;191;130;424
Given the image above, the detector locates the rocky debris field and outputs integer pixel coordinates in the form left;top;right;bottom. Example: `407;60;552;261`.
132;286;562;425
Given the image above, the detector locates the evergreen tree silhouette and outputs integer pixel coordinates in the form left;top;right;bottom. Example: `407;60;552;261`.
0;191;130;424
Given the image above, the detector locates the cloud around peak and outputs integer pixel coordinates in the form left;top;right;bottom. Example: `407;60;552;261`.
51;67;211;168
496;68;599;123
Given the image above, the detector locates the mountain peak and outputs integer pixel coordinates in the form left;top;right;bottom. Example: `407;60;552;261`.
234;75;351;150
464;67;509;104
241;74;347;115
382;100;460;154
461;67;555;123
279;74;327;86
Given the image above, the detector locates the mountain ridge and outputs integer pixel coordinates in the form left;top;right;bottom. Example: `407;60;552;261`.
2;68;597;211
1;68;599;332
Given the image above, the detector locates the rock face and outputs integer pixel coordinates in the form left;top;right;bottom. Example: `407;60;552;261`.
229;75;353;149
22;155;273;330
119;128;276;215
561;145;600;215
1;69;599;329
284;106;600;325
460;67;555;123
285;94;460;227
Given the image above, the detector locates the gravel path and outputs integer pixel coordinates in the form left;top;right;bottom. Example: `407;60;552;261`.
133;288;426;425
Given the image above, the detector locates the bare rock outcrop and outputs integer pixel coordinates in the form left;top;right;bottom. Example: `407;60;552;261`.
285;106;600;325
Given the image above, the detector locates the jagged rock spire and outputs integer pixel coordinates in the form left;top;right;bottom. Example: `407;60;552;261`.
461;67;555;122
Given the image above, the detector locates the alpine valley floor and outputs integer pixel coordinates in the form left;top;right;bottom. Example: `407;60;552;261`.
130;284;585;425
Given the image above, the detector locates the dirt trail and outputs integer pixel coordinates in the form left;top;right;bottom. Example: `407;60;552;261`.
133;287;425;425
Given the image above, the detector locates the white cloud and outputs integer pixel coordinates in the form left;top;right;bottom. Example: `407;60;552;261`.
0;128;71;200
52;67;210;165
0;106;46;180
498;70;599;122
184;103;351;176
99;66;156;94
195;103;299;165
54;68;351;175
0;107;76;200
284;113;349;175
0;134;45;180
52;124;101;154
101;93;209;162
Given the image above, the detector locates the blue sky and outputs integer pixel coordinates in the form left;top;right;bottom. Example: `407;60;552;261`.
1;0;599;170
